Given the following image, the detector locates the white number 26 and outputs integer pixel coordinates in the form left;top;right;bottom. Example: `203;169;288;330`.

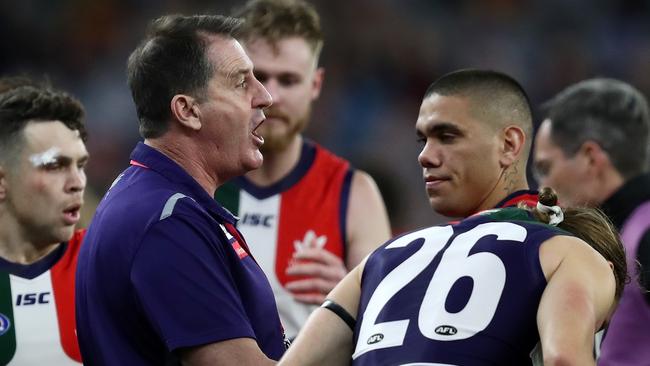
353;222;527;359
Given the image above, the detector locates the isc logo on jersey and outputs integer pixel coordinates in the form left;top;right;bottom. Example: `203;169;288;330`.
0;313;10;336
240;213;275;227
16;292;50;306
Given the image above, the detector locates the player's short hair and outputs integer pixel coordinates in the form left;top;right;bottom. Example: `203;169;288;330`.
542;78;650;179
425;69;533;154
127;14;242;139
234;0;323;60
0;80;86;163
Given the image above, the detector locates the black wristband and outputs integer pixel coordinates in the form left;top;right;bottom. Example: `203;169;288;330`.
321;299;356;331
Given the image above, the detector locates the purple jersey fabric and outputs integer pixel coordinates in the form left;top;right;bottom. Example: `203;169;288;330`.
598;201;650;365
75;142;286;365
352;208;563;366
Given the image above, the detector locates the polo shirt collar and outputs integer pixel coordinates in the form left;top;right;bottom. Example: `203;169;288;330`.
129;142;237;224
601;173;650;229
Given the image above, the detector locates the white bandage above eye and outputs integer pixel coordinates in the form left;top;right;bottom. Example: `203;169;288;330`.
28;147;60;167
536;201;564;226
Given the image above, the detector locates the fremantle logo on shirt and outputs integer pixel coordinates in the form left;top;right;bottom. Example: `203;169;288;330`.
0;313;11;336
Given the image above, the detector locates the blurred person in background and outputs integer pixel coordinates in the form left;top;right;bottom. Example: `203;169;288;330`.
534;78;650;365
0;77;88;365
215;0;391;340
75;14;286;365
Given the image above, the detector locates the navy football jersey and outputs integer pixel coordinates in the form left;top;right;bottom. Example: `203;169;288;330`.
353;208;566;366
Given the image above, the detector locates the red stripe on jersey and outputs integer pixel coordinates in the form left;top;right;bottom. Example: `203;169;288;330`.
275;145;349;287
232;241;248;259
223;223;252;260
499;193;538;209
129;160;149;168
50;229;85;363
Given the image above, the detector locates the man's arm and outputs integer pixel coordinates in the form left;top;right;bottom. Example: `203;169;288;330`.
345;170;392;266
180;338;275;366
131;209;282;364
285;170;391;304
279;261;364;366
537;236;617;366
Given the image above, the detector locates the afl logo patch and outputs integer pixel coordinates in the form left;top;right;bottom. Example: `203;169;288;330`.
435;325;457;336
0;313;11;336
367;333;384;344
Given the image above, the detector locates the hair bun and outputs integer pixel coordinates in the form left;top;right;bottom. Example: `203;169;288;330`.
538;187;558;206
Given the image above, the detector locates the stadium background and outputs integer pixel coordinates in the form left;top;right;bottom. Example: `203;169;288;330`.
2;0;649;231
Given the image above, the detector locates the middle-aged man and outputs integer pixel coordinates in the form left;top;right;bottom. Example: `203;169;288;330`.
75;15;287;365
534;78;650;365
0;80;88;365
215;0;391;340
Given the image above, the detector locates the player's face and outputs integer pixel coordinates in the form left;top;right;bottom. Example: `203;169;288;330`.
416;94;504;218
2;121;88;244
244;37;323;153
197;36;272;175
533;119;598;206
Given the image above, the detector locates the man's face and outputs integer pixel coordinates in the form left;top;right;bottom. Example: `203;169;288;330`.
533;119;598;206
244;37;323;153
197;36;272;176
2;121;88;244
416;94;504;218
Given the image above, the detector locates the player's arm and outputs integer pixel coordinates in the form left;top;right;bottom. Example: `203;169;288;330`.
279;260;365;366
536;236;617;366
180;338;276;366
345;170;391;267
285;170;390;304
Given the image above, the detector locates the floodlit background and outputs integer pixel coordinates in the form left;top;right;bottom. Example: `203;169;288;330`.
2;0;649;231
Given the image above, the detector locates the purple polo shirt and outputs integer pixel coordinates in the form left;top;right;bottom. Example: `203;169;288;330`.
76;142;286;365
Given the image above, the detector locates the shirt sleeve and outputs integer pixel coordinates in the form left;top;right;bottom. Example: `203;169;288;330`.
637;230;650;305
130;209;255;351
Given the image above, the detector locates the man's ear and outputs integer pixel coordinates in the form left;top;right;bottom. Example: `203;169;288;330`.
500;125;526;167
170;95;202;131
0;167;6;201
579;140;610;172
577;141;625;195
311;67;324;100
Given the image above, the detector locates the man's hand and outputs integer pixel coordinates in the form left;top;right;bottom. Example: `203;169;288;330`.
285;247;347;304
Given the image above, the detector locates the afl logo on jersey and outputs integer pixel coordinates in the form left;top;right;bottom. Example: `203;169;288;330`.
367;333;384;344
0;313;11;336
435;325;457;336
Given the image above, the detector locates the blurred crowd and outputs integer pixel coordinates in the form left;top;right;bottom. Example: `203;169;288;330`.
2;0;649;231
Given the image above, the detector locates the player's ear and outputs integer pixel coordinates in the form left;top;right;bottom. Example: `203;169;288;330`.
499;125;526;167
0;167;6;201
311;67;324;100
170;94;202;131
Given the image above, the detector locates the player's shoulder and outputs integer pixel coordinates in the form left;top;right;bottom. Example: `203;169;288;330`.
70;228;87;247
539;233;614;283
310;141;351;168
541;234;606;262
